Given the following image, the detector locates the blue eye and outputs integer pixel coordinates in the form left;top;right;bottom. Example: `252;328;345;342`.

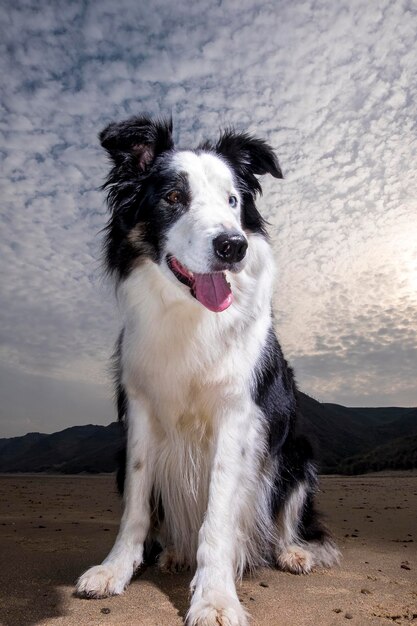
229;195;238;208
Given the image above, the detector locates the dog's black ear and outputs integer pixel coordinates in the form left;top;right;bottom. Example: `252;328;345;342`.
99;115;174;171
215;130;283;181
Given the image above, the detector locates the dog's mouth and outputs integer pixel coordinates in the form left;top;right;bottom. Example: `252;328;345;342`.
166;256;233;313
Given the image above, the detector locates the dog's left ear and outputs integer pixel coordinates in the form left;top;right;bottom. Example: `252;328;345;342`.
215;130;283;180
99;115;174;171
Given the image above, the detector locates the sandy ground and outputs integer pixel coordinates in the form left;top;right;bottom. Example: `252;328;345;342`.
0;473;416;626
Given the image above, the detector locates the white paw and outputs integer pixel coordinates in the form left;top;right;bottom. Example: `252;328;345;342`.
75;562;132;598
277;544;313;574
186;590;248;626
158;547;190;573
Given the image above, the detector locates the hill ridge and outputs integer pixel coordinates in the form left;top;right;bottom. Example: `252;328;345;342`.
1;395;416;475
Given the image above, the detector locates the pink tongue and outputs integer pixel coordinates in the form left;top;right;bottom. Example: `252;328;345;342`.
193;272;233;312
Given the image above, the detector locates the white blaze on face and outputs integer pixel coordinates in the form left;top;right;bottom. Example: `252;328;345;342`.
165;151;244;274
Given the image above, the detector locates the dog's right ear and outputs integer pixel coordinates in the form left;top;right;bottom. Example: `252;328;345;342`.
99;116;174;171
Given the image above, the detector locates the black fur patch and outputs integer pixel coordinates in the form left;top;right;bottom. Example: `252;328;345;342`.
251;326;320;530
100;116;193;280
201;129;283;236
112;331;127;494
104;158;193;278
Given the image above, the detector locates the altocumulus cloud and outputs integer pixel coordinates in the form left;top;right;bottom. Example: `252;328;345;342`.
0;0;416;436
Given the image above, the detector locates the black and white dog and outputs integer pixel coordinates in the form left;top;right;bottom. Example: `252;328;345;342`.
76;116;339;625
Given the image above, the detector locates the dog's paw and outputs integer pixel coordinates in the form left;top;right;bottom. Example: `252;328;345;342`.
186;590;248;626
158;547;190;573
75;563;131;598
276;544;313;574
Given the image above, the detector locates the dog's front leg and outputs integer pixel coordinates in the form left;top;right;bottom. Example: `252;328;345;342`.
187;400;252;626
76;396;155;598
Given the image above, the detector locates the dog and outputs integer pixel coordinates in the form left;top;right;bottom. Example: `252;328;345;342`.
75;115;339;625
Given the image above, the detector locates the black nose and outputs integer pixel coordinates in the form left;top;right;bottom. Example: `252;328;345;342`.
213;231;248;264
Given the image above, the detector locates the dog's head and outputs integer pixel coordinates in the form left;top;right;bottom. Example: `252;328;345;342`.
101;115;282;312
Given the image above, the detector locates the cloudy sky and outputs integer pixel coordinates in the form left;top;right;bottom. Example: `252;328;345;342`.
1;0;416;437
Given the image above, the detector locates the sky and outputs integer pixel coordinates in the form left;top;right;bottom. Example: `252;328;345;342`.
1;0;416;437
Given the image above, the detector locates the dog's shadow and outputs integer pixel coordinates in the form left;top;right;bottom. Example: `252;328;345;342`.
0;538;191;626
134;564;192;622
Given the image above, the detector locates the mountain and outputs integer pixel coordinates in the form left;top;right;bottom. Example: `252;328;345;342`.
298;393;417;472
0;422;124;474
338;435;417;474
298;393;373;470
0;396;416;475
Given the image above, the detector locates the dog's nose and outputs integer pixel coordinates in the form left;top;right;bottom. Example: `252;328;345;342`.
213;231;248;263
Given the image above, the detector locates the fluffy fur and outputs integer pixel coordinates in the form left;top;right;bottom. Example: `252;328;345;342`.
75;115;339;625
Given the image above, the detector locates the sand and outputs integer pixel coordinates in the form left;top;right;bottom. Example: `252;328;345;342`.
0;473;416;626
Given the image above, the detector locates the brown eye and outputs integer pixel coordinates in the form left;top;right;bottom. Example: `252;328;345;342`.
166;190;182;204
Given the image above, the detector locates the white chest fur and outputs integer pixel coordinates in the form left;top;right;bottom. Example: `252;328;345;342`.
119;234;274;423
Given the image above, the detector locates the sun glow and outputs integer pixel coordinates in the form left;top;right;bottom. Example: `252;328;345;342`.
397;223;417;297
